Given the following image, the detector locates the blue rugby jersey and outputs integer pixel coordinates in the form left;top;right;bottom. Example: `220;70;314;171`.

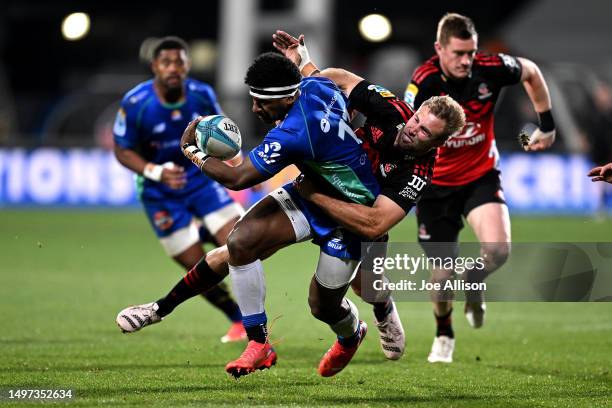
113;78;222;200
249;77;379;205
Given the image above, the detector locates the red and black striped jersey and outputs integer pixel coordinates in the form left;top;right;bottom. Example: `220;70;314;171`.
349;80;435;213
404;53;522;186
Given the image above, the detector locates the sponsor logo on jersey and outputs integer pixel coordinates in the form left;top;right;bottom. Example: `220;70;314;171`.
171;110;182;121
407;174;427;191
478;82;492;100
327;238;344;250
444;122;486;148
368;84;395;98
399;185;418;200
257;141;282;164
499;53;519;71
379;162;398;178
404;83;418;107
152;122;166;134
113;108;127;137
360;152;367;165
128;90;148;105
154;211;173;231
320;118;331;133
321;92;340;127
327;230;345;251
371;126;384;143
399;175;427;200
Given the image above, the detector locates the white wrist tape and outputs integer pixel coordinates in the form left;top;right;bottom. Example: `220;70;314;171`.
143;163;163;182
183;144;210;169
529;128;556;145
297;42;311;71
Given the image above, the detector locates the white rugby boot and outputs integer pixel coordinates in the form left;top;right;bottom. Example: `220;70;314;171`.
427;335;455;363
464;301;486;329
373;302;405;360
116;302;162;333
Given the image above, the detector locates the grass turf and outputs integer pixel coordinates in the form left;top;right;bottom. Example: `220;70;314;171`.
0;211;610;407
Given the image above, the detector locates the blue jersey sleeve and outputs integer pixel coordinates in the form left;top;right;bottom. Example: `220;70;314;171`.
248;126;310;176
112;98;140;150
203;85;223;115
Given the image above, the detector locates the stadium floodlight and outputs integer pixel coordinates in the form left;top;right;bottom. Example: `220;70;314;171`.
358;14;392;42
61;12;90;41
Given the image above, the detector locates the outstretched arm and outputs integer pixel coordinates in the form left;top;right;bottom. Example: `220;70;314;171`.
180;117;268;190
272;31;363;96
294;176;406;240
518;57;555;151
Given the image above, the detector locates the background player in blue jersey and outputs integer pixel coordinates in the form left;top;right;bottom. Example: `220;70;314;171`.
113;37;246;343
178;52;381;378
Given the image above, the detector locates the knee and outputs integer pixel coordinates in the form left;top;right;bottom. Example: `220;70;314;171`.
430;268;454;286
482;242;510;271
226;221;259;264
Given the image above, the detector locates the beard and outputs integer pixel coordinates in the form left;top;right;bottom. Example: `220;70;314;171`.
256;111;275;124
164;85;183;103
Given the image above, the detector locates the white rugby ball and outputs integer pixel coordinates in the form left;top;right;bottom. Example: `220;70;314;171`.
195;115;242;160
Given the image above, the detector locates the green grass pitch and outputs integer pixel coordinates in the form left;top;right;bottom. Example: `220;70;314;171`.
0;211;610;407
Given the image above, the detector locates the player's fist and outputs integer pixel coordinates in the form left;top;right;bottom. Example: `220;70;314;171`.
293;174;317;199
160;162;186;190
527;128;555;151
588;162;612;183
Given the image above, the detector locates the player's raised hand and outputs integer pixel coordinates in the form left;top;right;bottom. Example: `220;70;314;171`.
518;123;555;152
587;162;612;183
527;128;555;151
273;31;302;66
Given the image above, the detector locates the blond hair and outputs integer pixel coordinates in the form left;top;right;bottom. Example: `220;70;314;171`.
421;95;466;139
436;13;477;46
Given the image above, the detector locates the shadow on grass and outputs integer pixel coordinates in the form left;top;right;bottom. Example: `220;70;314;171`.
0;362;220;373
74;383;492;406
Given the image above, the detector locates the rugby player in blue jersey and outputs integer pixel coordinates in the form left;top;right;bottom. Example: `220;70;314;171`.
117;50;463;379
183;52;382;378
113;37;246;343
118;51;380;378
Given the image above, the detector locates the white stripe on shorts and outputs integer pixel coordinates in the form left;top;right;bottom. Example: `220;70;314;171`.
269;187;312;242
159;222;200;257
203;202;244;236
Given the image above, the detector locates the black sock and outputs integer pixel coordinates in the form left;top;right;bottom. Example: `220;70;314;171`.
435;309;454;338
203;283;242;323
373;298;394;322
156;258;224;317
338;321;362;347
245;324;268;344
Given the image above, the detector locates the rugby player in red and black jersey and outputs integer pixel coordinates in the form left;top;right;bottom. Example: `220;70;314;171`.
273;30;465;370
404;13;555;363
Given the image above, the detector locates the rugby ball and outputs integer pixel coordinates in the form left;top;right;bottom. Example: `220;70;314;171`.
195;115;242;160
